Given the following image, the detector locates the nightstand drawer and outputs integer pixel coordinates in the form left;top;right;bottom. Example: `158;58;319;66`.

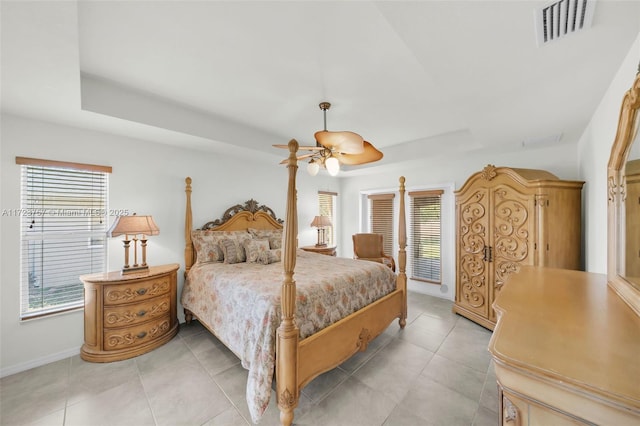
103;315;171;351
104;295;171;328
103;276;171;306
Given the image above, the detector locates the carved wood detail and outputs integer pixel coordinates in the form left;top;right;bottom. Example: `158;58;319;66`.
278;388;296;410
202;199;284;229
106;281;170;303
357;328;372;351
481;164;498;181
503;395;520;425
105;301;169;326
459;190;488;310
493;186;529;290
106;320;170;349
608;175;618;203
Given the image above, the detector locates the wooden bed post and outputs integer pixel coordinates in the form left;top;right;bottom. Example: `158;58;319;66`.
277;139;300;426
184;177;195;323
398;176;408;328
185;177;194;275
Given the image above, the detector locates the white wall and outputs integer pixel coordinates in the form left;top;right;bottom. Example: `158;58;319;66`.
339;142;581;300
0;114;338;376
578;32;640;273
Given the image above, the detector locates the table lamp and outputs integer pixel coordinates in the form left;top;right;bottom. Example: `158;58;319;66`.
108;214;160;274
310;215;332;247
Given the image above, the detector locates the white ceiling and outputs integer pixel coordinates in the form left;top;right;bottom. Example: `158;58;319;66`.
2;1;640;174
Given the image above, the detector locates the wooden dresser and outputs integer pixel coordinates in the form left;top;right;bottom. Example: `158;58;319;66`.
80;263;179;362
453;165;583;330
489;267;640;425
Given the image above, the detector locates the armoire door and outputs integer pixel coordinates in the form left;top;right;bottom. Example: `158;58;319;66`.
490;185;535;322
457;188;491;319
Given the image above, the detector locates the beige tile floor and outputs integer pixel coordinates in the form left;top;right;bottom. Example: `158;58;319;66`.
0;292;499;425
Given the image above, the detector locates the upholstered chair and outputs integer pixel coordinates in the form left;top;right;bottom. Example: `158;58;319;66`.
352;233;396;272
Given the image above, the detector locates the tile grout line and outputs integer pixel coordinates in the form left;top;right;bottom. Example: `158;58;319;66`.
182;329;251;425
134;356;161;426
62;355;72;426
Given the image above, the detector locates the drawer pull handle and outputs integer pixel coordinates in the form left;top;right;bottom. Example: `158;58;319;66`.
136;288;147;296
137;310;147;317
137;331;147;339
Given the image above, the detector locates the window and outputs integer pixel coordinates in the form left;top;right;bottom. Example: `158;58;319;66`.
318;191;337;246
17;157;111;319
409;190;443;283
368;193;395;256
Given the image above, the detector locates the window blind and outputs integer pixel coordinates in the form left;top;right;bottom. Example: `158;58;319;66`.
369;193;395;256
409;190;443;284
318;191;337;246
17;157;111;319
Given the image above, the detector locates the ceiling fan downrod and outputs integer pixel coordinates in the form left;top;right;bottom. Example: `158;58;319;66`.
319;102;331;132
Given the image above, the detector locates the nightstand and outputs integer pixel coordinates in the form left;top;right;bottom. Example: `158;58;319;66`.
80;263;179;362
300;245;337;256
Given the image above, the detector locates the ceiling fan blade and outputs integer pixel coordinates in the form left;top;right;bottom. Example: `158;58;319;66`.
273;144;324;151
297;153;316;160
279;153;317;164
314;131;364;155
334;141;383;165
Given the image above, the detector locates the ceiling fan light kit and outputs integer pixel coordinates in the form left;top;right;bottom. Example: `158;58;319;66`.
274;101;383;176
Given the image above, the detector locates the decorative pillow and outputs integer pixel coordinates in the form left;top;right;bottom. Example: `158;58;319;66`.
248;228;283;250
191;230;238;263
268;235;282;250
219;238;246;264
270;248;282;262
244;239;270;263
234;231;254;253
256;248;282;265
191;229;253;263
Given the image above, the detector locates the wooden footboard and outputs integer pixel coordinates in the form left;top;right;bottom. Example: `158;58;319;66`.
298;289;405;389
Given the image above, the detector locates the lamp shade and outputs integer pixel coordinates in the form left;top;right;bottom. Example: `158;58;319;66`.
310;215;332;228
108;214;160;237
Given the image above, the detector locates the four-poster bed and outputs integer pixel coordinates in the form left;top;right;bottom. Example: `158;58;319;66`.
181;139;407;425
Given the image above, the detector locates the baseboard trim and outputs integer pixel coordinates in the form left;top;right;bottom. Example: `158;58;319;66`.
0;346;81;378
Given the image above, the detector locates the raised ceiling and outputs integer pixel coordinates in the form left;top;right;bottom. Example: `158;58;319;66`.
2;1;639;173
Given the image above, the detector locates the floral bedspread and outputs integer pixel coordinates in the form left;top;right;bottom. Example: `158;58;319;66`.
180;249;397;423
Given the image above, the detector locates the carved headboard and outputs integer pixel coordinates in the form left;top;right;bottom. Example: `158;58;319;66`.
201;199;284;231
184;177;284;273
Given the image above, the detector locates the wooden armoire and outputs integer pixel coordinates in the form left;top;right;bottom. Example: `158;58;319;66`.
453;164;584;330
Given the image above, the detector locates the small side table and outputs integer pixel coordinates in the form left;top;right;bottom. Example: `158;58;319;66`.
80;263;179;362
301;245;337;256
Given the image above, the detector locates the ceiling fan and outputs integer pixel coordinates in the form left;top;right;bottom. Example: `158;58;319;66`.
274;102;383;176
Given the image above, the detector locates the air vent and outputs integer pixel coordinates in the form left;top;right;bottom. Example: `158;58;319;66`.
535;0;596;46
